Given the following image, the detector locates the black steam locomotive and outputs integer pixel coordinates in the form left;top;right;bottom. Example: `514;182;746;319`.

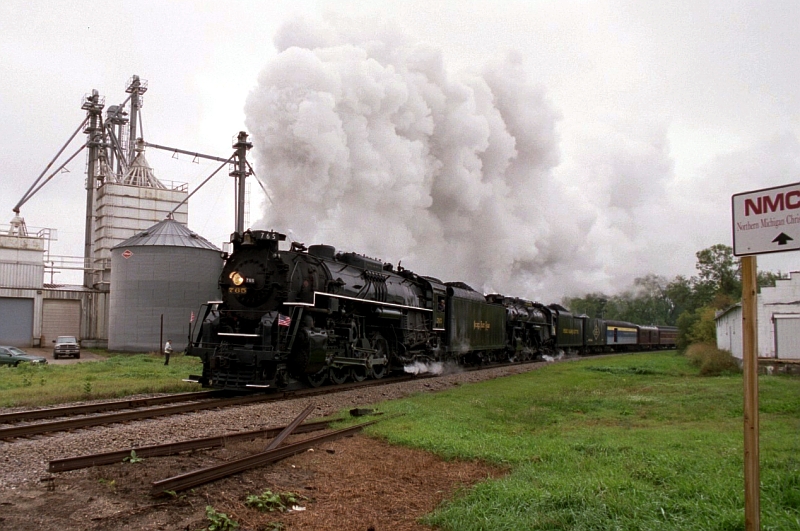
186;229;677;391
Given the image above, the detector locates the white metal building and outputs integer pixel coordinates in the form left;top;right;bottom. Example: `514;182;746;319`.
716;271;800;359
0;218;44;346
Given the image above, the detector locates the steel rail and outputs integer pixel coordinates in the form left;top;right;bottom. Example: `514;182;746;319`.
0;391;224;424
0;375;414;440
48;419;332;472
0;393;277;440
265;404;315;451
151;419;381;495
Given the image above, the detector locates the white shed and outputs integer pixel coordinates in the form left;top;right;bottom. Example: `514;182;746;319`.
715;304;743;359
716;271;800;359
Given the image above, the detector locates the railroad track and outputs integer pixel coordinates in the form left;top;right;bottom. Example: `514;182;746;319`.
0;390;225;424
0;374;416;441
1;356;549;441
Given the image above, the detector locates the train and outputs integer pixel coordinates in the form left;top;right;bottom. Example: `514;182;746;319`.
185;229;677;391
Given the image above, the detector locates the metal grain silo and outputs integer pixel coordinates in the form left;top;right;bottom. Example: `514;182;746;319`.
109;218;222;352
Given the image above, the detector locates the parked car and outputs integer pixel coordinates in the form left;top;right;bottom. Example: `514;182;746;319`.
0;346;48;366
53;336;81;359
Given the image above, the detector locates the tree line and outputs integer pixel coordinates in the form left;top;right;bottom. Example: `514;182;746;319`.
562;244;783;350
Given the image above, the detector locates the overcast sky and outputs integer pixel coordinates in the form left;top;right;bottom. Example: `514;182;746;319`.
1;0;798;301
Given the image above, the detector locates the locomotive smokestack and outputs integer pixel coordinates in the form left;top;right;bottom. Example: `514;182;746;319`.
232;131;253;235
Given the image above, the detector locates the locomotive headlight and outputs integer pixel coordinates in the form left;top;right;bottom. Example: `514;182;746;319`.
229;271;245;286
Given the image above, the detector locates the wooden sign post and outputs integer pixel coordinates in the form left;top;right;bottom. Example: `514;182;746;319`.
740;255;759;531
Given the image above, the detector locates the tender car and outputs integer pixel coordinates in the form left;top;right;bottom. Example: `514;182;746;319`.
0;346;48;366
53;336;81;359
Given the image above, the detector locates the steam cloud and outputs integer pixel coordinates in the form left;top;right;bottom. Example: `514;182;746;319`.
403;361;462;376
244;16;665;301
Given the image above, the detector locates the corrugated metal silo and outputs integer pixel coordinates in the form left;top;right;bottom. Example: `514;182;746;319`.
109;219;221;352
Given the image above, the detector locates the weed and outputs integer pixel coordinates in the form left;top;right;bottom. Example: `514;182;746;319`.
98;478;116;491
202;505;239;531
245;490;307;512
586;366;657;375
685;343;741;376
163;489;190;503
122;450;143;464
83;379;92;395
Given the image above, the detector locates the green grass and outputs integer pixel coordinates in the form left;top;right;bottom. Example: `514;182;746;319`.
0;353;203;407
359;352;800;530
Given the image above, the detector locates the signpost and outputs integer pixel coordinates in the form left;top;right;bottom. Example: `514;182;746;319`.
732;181;800;256
731;181;800;531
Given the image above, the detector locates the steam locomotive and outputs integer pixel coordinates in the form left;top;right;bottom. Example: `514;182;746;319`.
186;229;677;391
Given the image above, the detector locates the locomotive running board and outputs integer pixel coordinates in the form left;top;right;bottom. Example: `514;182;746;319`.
284;291;433;312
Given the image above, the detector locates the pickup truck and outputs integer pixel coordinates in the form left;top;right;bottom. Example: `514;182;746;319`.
53;336;81;359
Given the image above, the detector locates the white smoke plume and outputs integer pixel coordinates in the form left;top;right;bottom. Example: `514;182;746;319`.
244;17;631;302
403;360;462;376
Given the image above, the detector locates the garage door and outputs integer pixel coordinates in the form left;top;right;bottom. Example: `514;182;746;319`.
774;314;800;360
42;299;81;345
0;297;34;346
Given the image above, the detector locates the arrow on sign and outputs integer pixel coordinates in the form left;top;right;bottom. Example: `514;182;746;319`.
772;233;794;246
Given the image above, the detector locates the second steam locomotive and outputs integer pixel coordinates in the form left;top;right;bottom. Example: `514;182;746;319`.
186;229;676;391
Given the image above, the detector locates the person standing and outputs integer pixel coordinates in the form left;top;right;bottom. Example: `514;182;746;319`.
164;339;173;366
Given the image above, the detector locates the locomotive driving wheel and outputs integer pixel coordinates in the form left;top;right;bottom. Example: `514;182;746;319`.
369;336;389;379
350;366;367;382
306;368;328;388
329;366;350;385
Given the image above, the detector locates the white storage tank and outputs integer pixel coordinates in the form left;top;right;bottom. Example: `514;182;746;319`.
109;218;221;352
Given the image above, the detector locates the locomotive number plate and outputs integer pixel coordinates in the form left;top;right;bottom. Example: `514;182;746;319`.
228;287;248;294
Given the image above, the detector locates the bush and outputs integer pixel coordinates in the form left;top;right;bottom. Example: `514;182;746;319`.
685;343;741;376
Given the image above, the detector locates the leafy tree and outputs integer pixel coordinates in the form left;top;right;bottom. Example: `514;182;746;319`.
562;292;610;318
757;270;781;290
664;275;695;323
687;306;718;345
694;244;740;303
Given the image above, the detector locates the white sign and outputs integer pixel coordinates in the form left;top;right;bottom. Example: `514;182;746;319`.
732;182;800;256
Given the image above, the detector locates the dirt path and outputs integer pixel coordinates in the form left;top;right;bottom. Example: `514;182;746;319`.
0;432;503;531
